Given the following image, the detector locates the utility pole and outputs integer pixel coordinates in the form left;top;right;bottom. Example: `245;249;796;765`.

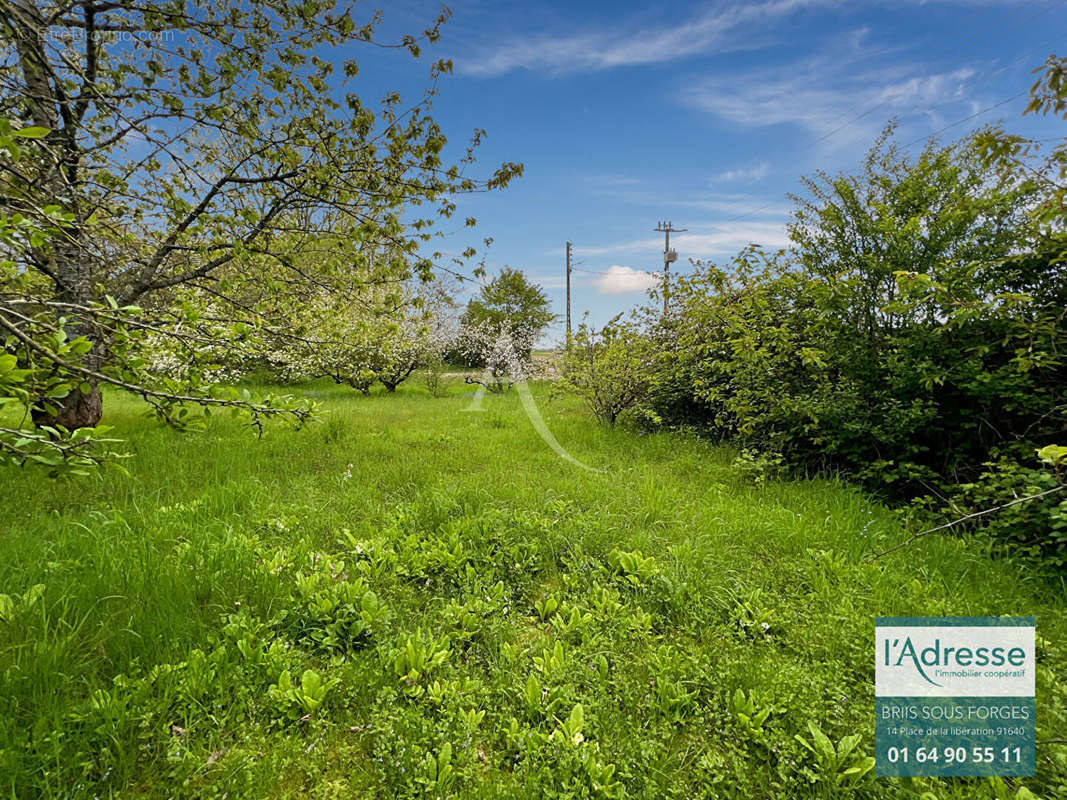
654;221;685;317
565;241;572;345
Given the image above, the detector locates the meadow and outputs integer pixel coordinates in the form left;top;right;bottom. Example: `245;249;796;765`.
1;380;1064;799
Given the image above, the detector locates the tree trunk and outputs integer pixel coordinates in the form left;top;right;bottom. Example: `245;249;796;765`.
33;382;103;430
32;339;106;429
13;0;105;430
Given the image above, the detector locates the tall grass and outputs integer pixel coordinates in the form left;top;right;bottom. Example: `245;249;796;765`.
1;380;1064;798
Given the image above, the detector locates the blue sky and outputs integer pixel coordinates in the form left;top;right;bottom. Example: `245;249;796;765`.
351;0;1067;344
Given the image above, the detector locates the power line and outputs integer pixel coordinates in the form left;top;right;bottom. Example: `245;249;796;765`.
700;23;1066;226
573;4;1065;266
807;0;1063;151
901;91;1030;148
702;88;1037;229
572;267;622;276
719;199;780;225
808;34;1060;152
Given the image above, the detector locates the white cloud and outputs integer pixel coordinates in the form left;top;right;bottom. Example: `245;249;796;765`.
458;0;824;76
678;45;981;146
456;0;1014;77
710;161;772;184
594;265;661;295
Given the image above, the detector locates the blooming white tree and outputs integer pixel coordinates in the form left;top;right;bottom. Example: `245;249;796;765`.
458;320;537;393
373;314;435;393
253;272;457;394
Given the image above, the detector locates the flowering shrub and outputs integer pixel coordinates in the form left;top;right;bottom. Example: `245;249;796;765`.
457;320;536;392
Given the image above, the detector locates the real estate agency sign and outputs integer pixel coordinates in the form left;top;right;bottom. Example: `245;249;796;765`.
875;616;1035;777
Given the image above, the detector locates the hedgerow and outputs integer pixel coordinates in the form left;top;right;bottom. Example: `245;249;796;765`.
571;118;1066;567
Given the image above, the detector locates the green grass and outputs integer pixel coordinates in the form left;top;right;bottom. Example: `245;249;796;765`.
1;380;1065;798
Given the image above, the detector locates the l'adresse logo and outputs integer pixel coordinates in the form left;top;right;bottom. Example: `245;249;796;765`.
882;636;1029;687
876;619;1034;698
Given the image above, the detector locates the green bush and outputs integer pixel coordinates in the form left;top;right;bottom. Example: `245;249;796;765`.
943;450;1067;569
557;316;657;426
644;128;1067;564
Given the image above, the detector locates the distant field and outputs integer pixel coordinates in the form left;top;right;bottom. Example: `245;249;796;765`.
1;379;1064;798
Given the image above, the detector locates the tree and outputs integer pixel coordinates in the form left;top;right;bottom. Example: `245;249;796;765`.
654;126;1065;530
557;316;655;426
246;257;457;394
377;276;458;393
372;310;438;393
0;1;520;466
460;267;555;359
457;319;535;393
788;123;1033;330
265;285;387;394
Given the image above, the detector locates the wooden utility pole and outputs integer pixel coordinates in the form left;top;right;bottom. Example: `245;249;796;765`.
654;221;685;317
565;241;572;345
